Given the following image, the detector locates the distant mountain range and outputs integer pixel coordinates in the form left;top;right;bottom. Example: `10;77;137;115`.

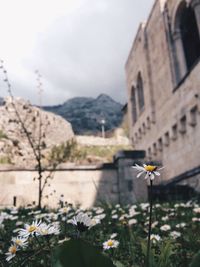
0;97;4;106
43;94;123;134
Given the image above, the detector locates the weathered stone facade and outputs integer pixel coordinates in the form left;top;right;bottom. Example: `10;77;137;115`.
126;0;200;182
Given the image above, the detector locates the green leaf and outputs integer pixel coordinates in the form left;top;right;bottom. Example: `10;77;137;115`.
190;251;200;267
52;239;115;267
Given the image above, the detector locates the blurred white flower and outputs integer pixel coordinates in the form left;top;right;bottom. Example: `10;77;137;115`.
95;208;104;214
5;244;18;262
192;217;200;222
110;233;118;239
170;231;181;239
161;216;169;221
69;212;94;232
11;237;28;248
160;224;171;231
152;221;158;228
150;234;161;243
140;203;149;211
111;214;118;219
38;222;60;236
16;221;24;227
103;239;119;250
128;218;137;225
176;223;186;228
193;207;200;213
58;207;71;214
111;209;117;214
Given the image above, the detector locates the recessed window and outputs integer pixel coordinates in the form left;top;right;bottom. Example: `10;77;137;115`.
137;72;145;112
131;86;137;125
147;117;151;129
135;133;138;143
172;124;178;140
179;3;200;70
173;1;200;82
189;106;198;126
142;122;146;134
138;128;142;139
158;138;163;152
153;143;157;155
164;132;170;146
179;115;186;134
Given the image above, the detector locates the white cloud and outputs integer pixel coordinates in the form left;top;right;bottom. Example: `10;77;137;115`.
0;0;154;105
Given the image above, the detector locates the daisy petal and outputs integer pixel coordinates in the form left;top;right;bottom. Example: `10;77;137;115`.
136;172;144;178
150;173;155;180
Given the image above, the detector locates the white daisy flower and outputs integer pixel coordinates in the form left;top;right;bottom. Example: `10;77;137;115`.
176;223;186;228
111;214;118;219
103;239;119;250
170;231;181;239
150;234;161;243
18;220;41;238
69;212;94;232
11;237;28;248
152;221;159;228
160;224;171;231
38;222;60;236
192;217;200;222
58;207;71;214
5;244;18;262
132;164;163;180
193;207;200;213
128;218;138;225
161;216;169;221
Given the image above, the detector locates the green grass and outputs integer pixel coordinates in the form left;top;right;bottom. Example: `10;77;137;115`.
0;129;7;139
0;156;11;164
78;145;131;162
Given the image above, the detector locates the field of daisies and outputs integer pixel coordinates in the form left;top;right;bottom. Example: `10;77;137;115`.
1;200;200;267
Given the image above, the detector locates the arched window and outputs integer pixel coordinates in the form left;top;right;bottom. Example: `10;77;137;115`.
131;86;137;124
173;1;200;80
137;73;145;112
180;2;200;69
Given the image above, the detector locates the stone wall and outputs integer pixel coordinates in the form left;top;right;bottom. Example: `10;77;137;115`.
126;0;200;182
0;151;147;208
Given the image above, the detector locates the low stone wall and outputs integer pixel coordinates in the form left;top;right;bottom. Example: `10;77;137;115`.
0;151;148;208
0;166;118;208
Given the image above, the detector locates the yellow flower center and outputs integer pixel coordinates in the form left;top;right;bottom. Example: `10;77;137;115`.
107;240;114;247
144;165;157;172
15;240;22;245
28;225;37;233
9;246;17;254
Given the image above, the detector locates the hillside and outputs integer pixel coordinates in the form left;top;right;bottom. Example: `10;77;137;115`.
43;94;123;134
0;97;74;167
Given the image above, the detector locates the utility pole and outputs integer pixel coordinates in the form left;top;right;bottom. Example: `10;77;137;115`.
101;119;105;138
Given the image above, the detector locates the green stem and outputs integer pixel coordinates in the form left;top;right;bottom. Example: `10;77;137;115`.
146;179;153;267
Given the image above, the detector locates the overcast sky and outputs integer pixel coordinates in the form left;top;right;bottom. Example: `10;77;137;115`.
0;0;154;105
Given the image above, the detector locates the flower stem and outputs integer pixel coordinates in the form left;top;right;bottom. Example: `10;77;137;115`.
146;179;153;267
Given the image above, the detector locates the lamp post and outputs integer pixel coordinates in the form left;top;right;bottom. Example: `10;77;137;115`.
100;119;106;138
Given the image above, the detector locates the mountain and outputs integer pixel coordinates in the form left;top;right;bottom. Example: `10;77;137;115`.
43;94;123;134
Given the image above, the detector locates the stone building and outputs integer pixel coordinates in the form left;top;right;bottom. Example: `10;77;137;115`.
125;0;200;184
